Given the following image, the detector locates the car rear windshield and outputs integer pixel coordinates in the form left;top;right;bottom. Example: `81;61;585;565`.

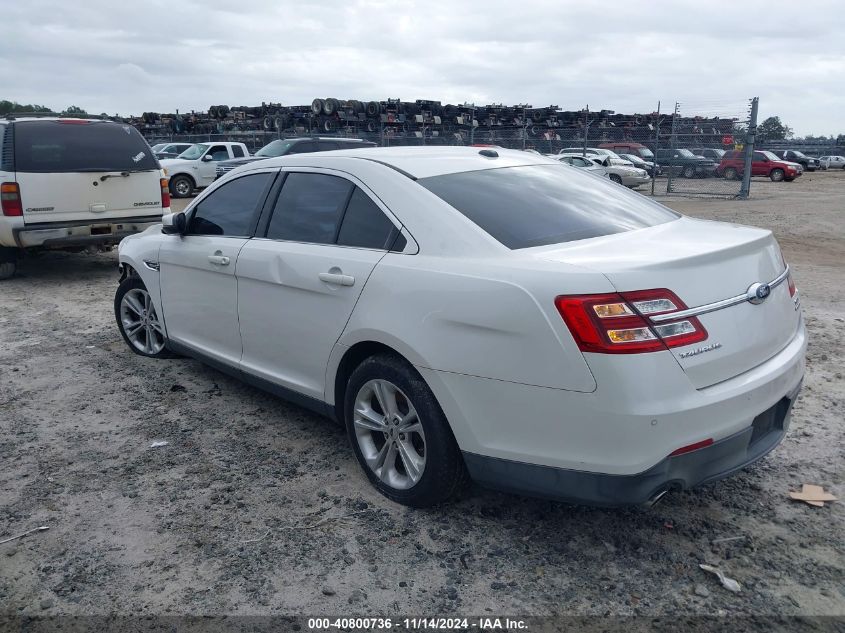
418;164;679;249
13;120;159;173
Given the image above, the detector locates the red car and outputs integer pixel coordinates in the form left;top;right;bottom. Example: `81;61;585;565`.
718;150;802;182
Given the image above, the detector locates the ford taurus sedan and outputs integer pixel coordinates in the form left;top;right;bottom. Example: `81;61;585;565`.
114;147;806;508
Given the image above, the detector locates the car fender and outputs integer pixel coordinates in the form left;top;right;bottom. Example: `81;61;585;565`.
117;230;168;336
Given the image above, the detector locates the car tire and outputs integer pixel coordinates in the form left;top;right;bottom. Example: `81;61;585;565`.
770;168;785;182
169;175;194;198
724;167;738;180
0;260;17;280
114;276;173;359
609;173;623;185
344;354;469;507
682;166;696;178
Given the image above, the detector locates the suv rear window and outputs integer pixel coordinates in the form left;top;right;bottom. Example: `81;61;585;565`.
419;165;678;249
13;120;159;173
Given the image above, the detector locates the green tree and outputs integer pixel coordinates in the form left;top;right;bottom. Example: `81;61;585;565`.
64;105;88;115
757;116;793;142
0;100;52;115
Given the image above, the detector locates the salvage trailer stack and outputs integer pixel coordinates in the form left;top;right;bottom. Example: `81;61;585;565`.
131;98;744;153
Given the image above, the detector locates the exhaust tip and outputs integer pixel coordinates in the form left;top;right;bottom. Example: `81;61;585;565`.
645;488;670;508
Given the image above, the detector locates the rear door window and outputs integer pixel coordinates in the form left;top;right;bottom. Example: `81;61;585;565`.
265;173;353;244
13;120;159;172
419;164;678;249
336;187;397;249
231;145;245;158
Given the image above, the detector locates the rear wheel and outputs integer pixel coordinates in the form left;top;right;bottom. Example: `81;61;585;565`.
0;247;19;280
770;168;785;182
169;174;194;198
609;173;623;185
115;276;172;358
723;167;738;180
345;354;468;507
682;166;696;178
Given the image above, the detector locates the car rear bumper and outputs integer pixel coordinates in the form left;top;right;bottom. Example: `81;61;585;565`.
462;387;799;507
13;216;164;248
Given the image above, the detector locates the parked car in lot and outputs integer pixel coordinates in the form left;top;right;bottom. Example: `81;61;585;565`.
620;153;662;177
0;117;169;280
718;150;802;182
160;142;250;198
775;150;819;172
598;142;655;162
819;155;845;170
556;153;608;177
216;137;377;179
692;148;726;164
114;147;805;508
653;148;718;178
590;155;651;188
151;142;194;160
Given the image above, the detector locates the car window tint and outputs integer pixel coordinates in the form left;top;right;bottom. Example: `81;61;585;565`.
232;145;245;158
419;164;678;249
187;173;272;236
13;120;158;172
266;173;353;244
287;142;316;154
337;187;396;249
208;146;229;161
318;142;339;151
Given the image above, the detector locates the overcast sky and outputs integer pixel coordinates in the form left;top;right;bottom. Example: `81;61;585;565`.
2;0;843;136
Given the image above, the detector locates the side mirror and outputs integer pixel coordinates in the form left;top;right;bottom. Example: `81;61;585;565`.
201;154;214;162
162;212;187;235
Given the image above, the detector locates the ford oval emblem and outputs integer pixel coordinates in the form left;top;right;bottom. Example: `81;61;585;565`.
747;282;771;305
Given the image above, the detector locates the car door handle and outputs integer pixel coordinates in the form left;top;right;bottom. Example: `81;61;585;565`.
208;254;230;266
318;272;355;286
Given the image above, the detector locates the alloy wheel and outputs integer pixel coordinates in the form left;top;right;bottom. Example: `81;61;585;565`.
353;379;426;490
120;288;166;355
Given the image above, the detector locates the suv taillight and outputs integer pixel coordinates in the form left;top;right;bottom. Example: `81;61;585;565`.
555;289;708;354
1;183;23;217
160;178;170;208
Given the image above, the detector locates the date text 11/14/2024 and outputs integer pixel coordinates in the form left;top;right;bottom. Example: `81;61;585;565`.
307;617;529;630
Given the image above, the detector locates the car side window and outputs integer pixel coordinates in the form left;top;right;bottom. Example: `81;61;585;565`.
206;145;229;161
232;145;245;158
187;173;273;237
287;142;317;154
318;141;340;151
265;173;353;244
753;152;767;161
337;187;397;249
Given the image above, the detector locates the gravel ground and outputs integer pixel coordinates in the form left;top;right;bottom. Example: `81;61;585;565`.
1;170;843;621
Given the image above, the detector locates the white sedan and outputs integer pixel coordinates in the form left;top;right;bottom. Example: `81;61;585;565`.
115;147;806;508
590;155;652;188
820;155;845;170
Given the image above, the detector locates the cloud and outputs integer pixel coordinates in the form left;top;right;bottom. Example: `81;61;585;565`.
1;0;843;135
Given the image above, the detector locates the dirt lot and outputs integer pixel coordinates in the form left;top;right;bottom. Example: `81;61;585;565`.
1;171;843;621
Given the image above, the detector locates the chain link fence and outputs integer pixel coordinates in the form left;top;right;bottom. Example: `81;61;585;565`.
143;98;760;198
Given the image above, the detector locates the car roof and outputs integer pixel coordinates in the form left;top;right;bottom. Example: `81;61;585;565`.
251;146;557;179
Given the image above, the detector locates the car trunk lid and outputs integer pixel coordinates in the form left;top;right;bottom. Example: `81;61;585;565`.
535;217;801;389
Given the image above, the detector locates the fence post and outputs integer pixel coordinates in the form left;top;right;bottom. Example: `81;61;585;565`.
582;105;589;156
651;101;660;196
739;97;759;199
666;102;679;193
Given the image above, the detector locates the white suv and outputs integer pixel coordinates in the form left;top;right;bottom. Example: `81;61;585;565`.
159;142;250;198
0;116;170;280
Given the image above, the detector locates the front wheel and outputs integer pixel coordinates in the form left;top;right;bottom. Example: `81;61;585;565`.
682;166;696;178
770;168;785;182
169;174;194;198
114;276;172;358
345;354;468;507
723;167;738;180
608;173;623;185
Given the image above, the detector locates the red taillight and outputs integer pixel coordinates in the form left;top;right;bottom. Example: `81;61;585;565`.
554;289;708;354
669;438;714;457
1;182;23;217
160;178;170;208
787;273;796;297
